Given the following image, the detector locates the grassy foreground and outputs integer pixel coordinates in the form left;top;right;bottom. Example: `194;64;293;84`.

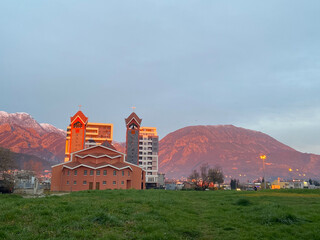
1;189;320;240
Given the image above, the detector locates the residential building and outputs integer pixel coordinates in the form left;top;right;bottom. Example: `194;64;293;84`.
271;178;289;189
139;127;159;188
64;111;113;162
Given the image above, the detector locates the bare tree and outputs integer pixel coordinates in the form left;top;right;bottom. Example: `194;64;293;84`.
189;163;212;190
189;169;200;189
189;163;225;190
208;166;224;187
200;163;210;189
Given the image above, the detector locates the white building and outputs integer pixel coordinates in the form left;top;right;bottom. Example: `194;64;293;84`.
138;127;159;188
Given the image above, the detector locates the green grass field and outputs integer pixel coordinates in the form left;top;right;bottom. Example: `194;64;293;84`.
1;189;320;240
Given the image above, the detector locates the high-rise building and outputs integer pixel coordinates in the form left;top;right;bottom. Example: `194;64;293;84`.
139;127;159;188
125;112;159;188
64;111;113;162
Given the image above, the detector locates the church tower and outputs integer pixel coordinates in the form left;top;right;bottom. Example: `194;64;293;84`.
64;111;88;162
125;112;142;165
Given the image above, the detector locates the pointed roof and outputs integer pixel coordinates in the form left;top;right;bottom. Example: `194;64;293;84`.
125;112;142;126
101;140;117;151
70;144;125;157
70;111;88;124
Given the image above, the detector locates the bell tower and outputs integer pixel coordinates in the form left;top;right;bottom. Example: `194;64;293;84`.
125;112;142;165
64;110;88;162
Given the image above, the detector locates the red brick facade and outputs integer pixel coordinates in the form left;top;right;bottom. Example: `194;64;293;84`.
51;145;145;191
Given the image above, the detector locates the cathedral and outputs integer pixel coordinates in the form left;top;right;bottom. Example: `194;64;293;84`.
51;111;145;191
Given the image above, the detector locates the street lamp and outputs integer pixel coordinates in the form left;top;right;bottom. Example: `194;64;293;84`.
260;154;267;189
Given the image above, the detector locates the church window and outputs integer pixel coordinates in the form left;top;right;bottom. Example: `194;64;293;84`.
113;181;116;185
121;181;124;185
74;170;77;176
74;181;77;185
97;170;100;176
83;181;87;185
67;181;69;185
73;121;82;128
84;170;87;176
122;171;124;176
103;170;107;176
90;170;94;176
103;181;106;185
113;170;117;176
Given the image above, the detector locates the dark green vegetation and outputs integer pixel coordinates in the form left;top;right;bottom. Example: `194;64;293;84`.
1;189;320;240
0;147;51;172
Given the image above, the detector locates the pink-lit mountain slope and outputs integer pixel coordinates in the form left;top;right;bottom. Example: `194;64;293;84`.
0;111;66;163
159;125;320;180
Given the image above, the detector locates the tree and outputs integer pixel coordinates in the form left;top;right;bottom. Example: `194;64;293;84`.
0;147;15;172
189;169;200;189
313;180;320;186
0;148;15;193
189;163;210;190
208;166;224;187
230;179;237;190
199;163;210;189
309;179;313;185
189;163;225;190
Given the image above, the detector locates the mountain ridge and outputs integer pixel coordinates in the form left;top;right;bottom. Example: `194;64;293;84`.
1;111;319;181
159;125;320;180
0;111;65;163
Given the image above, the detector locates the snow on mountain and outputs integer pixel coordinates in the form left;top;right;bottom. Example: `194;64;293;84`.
0;111;65;136
40;123;66;136
0;111;45;134
0;111;66;162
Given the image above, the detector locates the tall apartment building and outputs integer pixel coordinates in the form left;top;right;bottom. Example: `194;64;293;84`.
64;111;113;162
139;127;159;188
125;112;159;189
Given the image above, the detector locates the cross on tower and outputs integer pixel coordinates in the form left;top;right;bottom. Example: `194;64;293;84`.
78;105;82;110
131;106;136;112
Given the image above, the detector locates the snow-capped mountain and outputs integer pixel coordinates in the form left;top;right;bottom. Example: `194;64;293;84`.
40;123;66;136
0;111;66;163
0;111;66;136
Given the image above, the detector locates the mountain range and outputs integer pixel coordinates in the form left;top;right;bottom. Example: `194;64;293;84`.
0;111;319;180
0;111;65;164
159;125;320;180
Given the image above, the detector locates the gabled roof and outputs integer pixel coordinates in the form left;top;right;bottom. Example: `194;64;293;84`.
63;162;133;171
75;153;122;159
101;140;117;150
70;144;125;159
125;112;142;126
70;111;88;124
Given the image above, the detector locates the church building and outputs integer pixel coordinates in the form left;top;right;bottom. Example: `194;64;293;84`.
51;110;145;191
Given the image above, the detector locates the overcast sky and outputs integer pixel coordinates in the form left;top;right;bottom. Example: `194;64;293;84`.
1;1;320;154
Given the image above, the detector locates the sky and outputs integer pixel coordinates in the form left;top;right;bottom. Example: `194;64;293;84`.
1;1;320;154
